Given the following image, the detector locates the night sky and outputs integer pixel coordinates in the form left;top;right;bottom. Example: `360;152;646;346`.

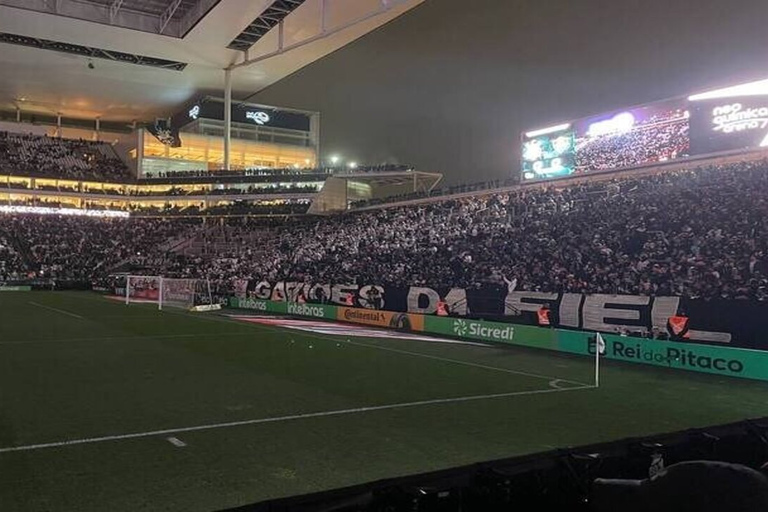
253;0;768;185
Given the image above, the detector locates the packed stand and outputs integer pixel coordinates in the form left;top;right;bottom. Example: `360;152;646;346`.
178;159;768;301
1;158;767;301
0;132;131;181
0;216;203;282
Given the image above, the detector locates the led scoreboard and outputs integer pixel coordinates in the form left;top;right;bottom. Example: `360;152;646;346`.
521;125;576;180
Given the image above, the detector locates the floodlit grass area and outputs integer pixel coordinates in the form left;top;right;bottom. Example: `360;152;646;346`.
2;292;768;511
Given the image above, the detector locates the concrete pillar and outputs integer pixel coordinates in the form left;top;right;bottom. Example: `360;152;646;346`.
224;68;232;170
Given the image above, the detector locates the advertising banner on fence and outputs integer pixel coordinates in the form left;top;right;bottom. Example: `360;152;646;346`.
229;297;287;314
424;316;559;350
286;302;337;320
337;307;424;331
556;330;768;381
227;297;768;382
233;280;760;347
0;285;31;292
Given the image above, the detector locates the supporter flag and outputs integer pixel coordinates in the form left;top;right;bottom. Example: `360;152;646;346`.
146;118;182;147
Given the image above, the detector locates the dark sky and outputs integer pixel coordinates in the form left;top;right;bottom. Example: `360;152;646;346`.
253;0;768;185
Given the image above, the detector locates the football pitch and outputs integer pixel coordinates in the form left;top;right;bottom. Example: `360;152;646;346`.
2;292;768;511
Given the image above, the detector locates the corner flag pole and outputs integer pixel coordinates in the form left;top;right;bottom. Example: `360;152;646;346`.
595;332;605;388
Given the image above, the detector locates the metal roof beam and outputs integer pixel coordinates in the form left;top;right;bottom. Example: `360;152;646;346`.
232;0;408;72
226;0;308;51
109;0;125;24
0;31;188;71
158;0;184;34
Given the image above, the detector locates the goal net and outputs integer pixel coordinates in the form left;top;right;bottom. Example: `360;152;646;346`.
125;275;216;311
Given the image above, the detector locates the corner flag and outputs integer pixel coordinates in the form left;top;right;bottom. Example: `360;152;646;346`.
596;332;606;354
595;332;606;387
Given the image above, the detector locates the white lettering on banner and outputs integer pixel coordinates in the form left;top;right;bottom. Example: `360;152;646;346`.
233;280;730;343
504;291;558;316
241;298;268;311
408;287;439;313
453;319;514;342
283;281;304;302
358;285;386;310
188;105;200;120
271;281;286;301
711;103;768;133
581;294;650;334
407;287;467;315
250;281;272;299
331;284;358;304
245;111;270;125
287;303;325;318
307;283;331;302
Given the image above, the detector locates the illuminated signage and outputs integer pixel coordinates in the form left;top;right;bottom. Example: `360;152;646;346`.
710;103;768;134
245;111;270;125
0;206;129;218
188;105;200;120
525;123;571;138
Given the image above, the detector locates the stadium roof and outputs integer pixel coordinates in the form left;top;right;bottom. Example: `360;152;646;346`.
0;0;425;122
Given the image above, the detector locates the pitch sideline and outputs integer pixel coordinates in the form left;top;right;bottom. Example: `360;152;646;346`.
0;384;594;454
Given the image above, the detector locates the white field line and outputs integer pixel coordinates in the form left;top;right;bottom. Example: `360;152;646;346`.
27;301;84;319
166;437;187;447
340;339;590;387
0;385;593;454
0;332;251;346
158;308;593;388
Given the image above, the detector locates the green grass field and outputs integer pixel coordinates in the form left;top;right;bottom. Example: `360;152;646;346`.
2;292;768;511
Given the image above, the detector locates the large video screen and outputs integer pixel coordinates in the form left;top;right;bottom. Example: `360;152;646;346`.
522;77;768;182
521;129;576;181
522;99;691;182
689;95;768;155
573;99;690;173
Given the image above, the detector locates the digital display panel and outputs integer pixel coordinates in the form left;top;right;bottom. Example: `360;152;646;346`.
522;99;691;182
522;77;768;182
172;99;311;132
572;99;690;173
521;129;576;181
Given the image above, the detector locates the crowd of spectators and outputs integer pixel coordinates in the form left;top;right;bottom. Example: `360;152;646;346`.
0;232;24;282
575;110;690;173
1;157;767;301
352;178;518;208
0;132;131;181
0;216;202;281
124;200;310;217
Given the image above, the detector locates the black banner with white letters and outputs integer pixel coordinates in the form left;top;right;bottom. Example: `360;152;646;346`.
234;280;768;349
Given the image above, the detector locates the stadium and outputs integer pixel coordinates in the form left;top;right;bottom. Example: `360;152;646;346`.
2;1;768;511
